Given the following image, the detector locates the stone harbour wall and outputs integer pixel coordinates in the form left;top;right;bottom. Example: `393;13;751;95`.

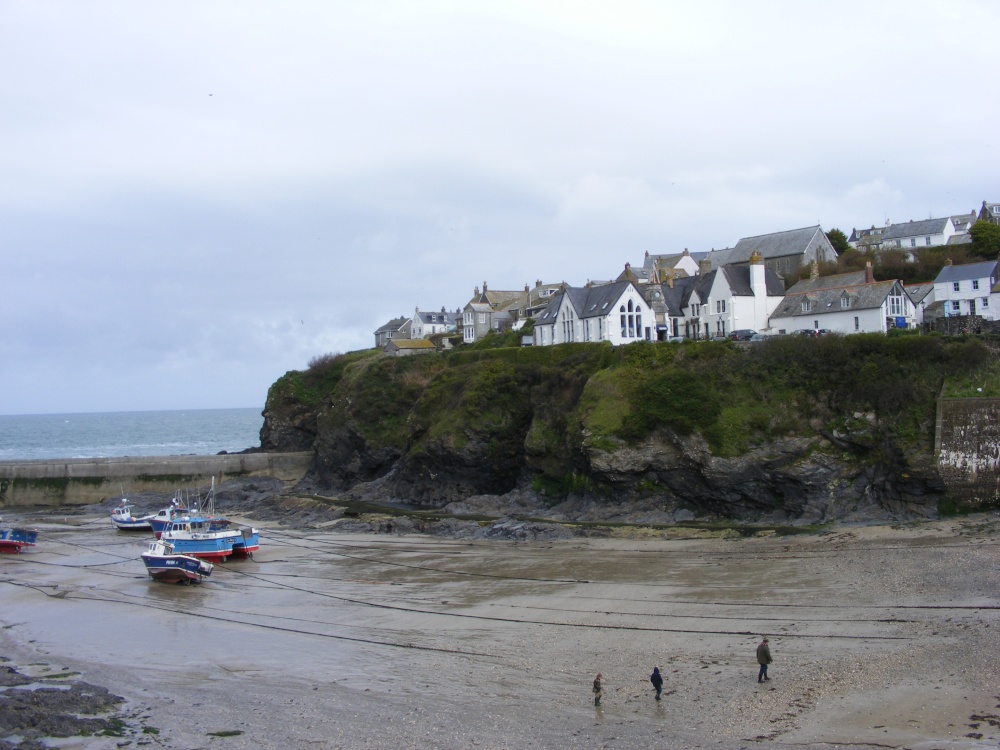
936;397;1000;508
0;452;312;508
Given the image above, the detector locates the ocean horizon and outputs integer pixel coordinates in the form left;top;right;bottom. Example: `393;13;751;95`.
0;407;264;462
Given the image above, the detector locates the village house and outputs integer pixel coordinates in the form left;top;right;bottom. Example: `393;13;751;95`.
904;282;936;326
532;281;653;346
880;217;959;260
979;200;1000;226
678;252;786;339
848;225;887;251
410;306;460;339
932;259;999;320
768;263;915;334
461;282;527;344
705;225;838;277
373;316;411;348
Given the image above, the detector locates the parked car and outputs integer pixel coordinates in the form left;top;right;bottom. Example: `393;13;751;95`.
794;329;820;337
749;332;771;341
729;329;756;341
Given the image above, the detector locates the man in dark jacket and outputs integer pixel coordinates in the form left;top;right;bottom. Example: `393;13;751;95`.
757;637;772;683
650;666;663;701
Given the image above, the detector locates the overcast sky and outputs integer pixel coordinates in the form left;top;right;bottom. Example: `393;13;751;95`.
2;1;997;415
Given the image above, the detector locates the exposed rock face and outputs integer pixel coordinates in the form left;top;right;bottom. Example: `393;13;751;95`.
265;396;944;524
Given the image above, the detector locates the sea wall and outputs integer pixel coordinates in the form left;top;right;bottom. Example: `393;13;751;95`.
0;452;312;508
936;397;1000;508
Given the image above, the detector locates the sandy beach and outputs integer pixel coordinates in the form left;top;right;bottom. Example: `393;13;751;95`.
1;508;999;750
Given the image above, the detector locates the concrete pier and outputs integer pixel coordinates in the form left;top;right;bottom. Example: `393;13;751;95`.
0;452;312;508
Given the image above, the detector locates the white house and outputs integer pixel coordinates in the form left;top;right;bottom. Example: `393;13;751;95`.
411;306;460;339
461;282;526;343
881;217;957;259
932;259;999;320
768;265;916;334
533;281;653;346
675;252;785;338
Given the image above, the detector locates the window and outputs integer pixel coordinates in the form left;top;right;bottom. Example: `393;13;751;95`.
801;300;811;313
953;282;960;292
619;299;641;338
840;296;850;309
854;316;859;331
716;299;726;314
984;297;990;308
479;313;486;324
925;236;931;246
888;295;903;316
952;301;960;311
910;238;916;247
973;280;980;290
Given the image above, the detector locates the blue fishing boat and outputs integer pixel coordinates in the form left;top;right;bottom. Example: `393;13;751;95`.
110;499;154;531
141;539;214;583
159;515;239;562
0;519;38;553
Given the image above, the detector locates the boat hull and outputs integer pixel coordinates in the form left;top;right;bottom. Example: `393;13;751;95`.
142;554;214;583
230;529;260;557
0;527;38;554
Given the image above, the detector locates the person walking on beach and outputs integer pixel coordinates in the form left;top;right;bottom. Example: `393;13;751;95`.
650;666;663;701
592;673;603;706
757;637;772;683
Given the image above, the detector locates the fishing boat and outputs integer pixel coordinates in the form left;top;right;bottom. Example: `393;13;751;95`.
0;519;38;553
141;538;214;583
159;515;239;562
110;499;154;531
148;499;189;538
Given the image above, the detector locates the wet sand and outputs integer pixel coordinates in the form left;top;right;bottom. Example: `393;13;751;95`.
1;511;999;749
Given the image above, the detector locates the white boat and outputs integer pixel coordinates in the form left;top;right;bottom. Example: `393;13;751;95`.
110;499;154;531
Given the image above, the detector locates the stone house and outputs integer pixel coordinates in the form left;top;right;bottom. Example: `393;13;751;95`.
384;339;436;356
705;225;839;277
374;317;411;348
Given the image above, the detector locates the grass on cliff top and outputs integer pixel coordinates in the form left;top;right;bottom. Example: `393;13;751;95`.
273;334;995;463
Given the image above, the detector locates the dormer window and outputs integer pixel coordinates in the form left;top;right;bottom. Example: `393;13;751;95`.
801;300;811;313
840;296;850;309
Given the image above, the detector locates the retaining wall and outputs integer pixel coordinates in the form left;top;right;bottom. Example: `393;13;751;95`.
936;397;1000;508
0;452;312;508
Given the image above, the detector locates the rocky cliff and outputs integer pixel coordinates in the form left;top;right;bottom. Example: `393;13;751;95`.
261;336;994;524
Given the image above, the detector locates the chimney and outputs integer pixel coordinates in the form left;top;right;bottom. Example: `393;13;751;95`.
865;261;874;284
536;279;542;288
682;248;689;256
474;286;479;296
625;262;631;270
699;259;712;275
483;281;488;293
644;250;649;258
749;251;766;296
810;258;819;281
946;258;953;266
666;268;676;288
524;283;529;293
440;306;445;313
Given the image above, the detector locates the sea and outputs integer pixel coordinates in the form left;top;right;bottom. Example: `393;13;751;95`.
0;407;264;461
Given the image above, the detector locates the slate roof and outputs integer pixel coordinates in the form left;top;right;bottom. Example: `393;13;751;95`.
535;281;639;324
415;310;460;326
714;225;827;266
882;218;951;241
718;266;785;296
786;271;869;294
375;317;409;334
772;276;902;318
904;283;934;306
935;260;998;284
